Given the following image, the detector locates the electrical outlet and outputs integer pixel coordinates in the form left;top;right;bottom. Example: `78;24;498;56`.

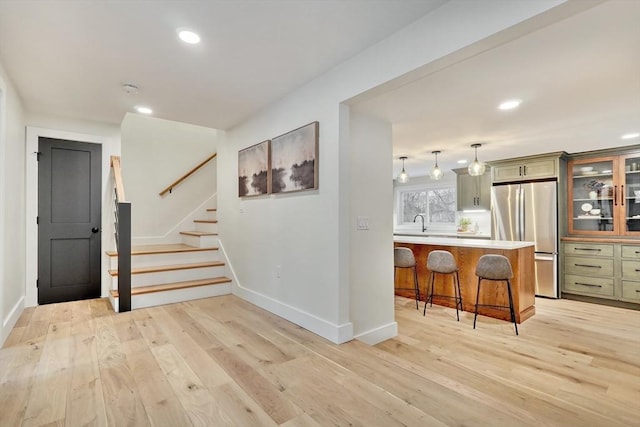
275;265;281;278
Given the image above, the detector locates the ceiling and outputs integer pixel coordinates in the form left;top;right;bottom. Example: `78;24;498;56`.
352;0;640;178
0;0;445;130
0;1;637;179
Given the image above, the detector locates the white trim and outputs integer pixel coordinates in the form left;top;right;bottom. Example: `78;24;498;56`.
2;296;25;345
237;285;354;344
354;321;398;345
25;126;113;307
0;79;6;344
220;240;353;344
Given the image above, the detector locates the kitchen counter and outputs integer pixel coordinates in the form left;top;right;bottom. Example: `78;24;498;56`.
394;231;491;239
394;237;536;323
394;235;534;249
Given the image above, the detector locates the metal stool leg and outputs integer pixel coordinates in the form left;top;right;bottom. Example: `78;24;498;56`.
453;271;461;321
412;266;420;310
506;279;519;335
423;271;434;316
473;277;482;329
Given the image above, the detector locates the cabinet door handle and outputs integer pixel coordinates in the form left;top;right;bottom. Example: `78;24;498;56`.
519;166;523;176
575;282;602;288
575;264;601;268
575;248;601;252
621;185;624;206
635;269;640;272
614;185;617;206
523;165;527;176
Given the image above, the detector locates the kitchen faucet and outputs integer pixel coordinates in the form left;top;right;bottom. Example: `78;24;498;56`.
413;214;426;232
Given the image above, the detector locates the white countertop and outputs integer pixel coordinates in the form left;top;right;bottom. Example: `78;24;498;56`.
394;235;535;250
394;231;491;239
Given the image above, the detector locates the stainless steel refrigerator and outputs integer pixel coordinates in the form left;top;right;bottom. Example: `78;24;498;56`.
491;181;558;298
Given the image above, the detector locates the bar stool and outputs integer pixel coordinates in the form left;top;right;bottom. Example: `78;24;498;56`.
424;250;462;321
473;254;518;335
394;247;421;310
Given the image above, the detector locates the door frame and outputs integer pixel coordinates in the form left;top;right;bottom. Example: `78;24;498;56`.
26;126;117;307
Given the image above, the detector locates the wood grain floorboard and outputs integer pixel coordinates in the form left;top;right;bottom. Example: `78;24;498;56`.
1;294;638;426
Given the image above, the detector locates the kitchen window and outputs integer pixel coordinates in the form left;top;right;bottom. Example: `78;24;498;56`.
397;185;456;226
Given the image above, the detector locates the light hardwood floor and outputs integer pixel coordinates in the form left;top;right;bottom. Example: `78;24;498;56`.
1;295;639;426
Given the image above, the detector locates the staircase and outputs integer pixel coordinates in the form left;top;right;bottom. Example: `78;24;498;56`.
107;208;232;311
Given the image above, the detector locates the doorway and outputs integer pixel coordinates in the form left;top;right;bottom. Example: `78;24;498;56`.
37;137;102;304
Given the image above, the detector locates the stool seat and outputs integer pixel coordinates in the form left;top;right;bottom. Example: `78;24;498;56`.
424;250;462;320
475;255;513;280
395;247;416;268
427;250;458;274
394;247;421;310
473;254;518;335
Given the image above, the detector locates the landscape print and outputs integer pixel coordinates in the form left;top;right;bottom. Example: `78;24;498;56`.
270;121;319;194
238;140;270;197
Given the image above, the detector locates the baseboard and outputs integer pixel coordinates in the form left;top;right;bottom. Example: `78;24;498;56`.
353;321;398;345
2;296;25;346
237;286;354;344
218;240;353;344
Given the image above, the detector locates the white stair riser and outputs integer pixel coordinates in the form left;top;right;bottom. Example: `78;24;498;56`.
111;265;225;289
131;283;231;309
181;234;219;248
109;282;231;312
109;250;219;269
194;222;218;233
109;292;119;312
205;211;217;221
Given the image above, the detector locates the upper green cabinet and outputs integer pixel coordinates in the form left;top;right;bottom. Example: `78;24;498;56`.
455;168;491;211
492;157;558;183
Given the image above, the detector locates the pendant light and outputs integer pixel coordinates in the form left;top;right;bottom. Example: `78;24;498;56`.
468;143;486;176
430;150;444;180
397;156;409;183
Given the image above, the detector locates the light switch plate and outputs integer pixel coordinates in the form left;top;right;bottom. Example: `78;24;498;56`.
356;216;369;230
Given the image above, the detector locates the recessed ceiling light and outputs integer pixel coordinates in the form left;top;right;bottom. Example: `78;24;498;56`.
621;132;640;140
177;28;201;44
498;99;522;111
135;105;152;115
457;159;468;164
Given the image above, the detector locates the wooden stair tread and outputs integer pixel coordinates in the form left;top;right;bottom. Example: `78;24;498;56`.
110;277;232;297
109;261;224;277
206;208;217;212
106;243;218;257
194;219;218;223
179;231;218;236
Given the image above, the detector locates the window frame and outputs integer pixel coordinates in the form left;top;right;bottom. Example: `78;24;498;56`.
395;182;457;231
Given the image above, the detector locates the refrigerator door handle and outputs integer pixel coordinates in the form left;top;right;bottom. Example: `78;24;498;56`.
519;187;525;241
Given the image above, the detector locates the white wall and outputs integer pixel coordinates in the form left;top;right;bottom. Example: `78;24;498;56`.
220;0;569;344
349;111;396;343
0;62;26;346
24;117;121;307
121;114;220;243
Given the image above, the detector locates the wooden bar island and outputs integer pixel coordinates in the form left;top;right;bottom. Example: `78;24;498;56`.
394;236;536;323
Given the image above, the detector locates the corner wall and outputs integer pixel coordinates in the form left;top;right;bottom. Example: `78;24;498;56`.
349;111;396;343
219;0;569;343
0;62;26;346
121;114;220;243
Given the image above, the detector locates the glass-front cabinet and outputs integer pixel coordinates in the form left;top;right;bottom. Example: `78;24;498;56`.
568;153;640;236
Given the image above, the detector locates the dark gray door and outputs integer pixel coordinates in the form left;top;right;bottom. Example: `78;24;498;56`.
38;137;102;304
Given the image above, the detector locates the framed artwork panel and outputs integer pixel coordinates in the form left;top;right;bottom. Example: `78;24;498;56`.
270;121;319;194
238;140;270;197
